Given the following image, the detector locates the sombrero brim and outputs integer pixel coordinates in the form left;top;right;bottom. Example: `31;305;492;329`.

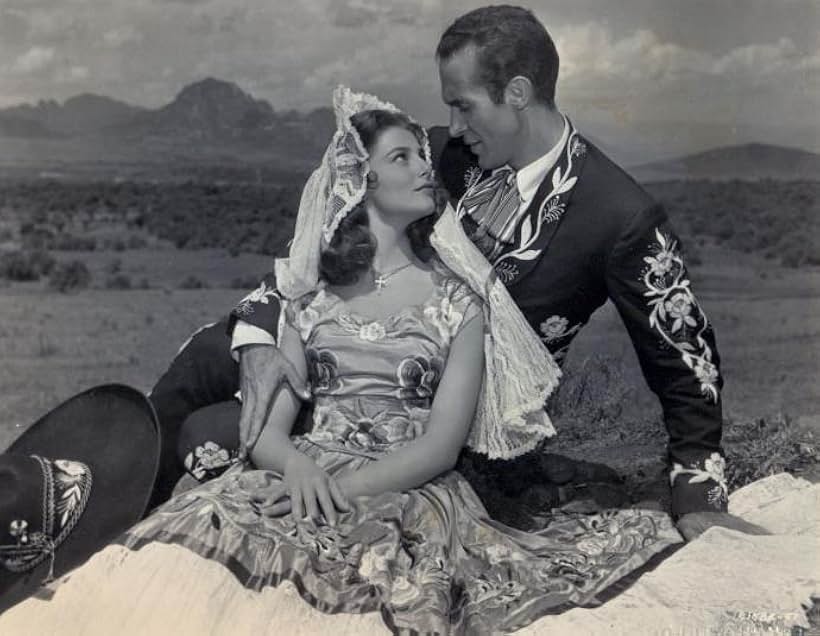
0;384;160;612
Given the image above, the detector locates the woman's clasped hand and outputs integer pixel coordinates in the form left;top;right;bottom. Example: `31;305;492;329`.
247;453;350;525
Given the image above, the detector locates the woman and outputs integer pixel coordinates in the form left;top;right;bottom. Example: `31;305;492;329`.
0;87;683;634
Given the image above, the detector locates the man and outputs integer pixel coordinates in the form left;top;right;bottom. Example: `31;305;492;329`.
150;6;763;540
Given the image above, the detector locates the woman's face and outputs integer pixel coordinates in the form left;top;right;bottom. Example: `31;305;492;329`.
365;126;436;222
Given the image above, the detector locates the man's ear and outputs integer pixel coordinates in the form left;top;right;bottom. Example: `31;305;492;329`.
504;76;533;110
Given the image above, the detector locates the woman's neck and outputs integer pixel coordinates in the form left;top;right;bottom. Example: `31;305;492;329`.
367;207;416;272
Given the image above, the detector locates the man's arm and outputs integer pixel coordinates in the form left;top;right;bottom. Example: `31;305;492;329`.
229;273;310;457
604;203;727;519
229;271;282;338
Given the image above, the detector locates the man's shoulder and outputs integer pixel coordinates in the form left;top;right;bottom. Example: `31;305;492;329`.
574;139;656;218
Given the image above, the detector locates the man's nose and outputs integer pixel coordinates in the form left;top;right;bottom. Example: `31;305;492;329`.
449;109;466;137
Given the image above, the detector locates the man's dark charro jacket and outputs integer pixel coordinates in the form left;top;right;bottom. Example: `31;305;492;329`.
230;124;728;518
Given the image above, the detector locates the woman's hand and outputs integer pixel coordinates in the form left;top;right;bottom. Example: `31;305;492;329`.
252;453;350;525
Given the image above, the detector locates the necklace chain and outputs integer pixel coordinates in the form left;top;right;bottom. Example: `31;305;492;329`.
373;261;413;291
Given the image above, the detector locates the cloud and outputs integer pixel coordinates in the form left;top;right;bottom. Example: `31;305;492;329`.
67;65;90;81
11;46;56;74
103;26;144;48
712;38;799;77
0;9;30;46
555;21;818;86
331;0;381;28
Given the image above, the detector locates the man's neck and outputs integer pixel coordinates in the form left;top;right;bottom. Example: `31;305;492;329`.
510;107;565;170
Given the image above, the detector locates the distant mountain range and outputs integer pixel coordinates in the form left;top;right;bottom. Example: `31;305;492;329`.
0;78;335;170
1;78;818;182
630;143;820;182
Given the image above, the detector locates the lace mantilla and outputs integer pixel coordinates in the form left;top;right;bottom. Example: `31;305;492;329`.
432;206;561;459
275;85;432;302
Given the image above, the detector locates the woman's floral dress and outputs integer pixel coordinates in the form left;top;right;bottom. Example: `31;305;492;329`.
119;268;682;634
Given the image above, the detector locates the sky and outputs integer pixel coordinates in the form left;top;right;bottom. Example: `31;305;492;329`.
1;0;818;160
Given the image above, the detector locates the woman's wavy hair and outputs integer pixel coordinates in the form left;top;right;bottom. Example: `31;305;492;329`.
318;109;440;286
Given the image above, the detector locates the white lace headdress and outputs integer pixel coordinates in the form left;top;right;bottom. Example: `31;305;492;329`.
275;85;429;299
276;85;561;460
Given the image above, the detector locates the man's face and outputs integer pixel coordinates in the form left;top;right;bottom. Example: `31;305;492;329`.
439;45;521;170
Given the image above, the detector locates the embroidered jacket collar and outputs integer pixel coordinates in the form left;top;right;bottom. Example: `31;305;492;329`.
506;115;569;210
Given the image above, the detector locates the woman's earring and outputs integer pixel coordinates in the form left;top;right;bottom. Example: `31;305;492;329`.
366;171;379;190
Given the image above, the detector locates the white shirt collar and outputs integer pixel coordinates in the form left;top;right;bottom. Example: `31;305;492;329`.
493;116;570;208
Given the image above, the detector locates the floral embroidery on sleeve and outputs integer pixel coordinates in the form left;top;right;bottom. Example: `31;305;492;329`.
184;442;237;482
669;452;728;509
642;228;720;402
235;281;280;317
538;315;581;343
538;315;583;365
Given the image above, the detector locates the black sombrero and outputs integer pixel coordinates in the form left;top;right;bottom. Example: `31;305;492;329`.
0;384;160;612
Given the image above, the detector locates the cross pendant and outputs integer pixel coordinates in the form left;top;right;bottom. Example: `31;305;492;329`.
374;276;387;290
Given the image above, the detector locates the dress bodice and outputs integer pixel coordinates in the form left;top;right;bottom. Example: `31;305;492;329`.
286;263;479;455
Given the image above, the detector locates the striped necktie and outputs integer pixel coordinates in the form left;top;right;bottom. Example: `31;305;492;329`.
460;167;521;260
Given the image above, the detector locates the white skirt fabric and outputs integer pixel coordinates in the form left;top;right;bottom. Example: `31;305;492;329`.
1;473;818;636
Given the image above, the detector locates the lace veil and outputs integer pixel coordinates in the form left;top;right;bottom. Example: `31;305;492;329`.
276;85;561;460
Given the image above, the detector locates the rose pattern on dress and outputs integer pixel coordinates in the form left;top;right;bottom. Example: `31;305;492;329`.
296;303;321;341
423;295;464;344
642;228;720;402
305;348;341;393
234;281;279;317
358;321;387;342
397;355;444;401
338;411;426;451
307;399;428;452
669;452;728;509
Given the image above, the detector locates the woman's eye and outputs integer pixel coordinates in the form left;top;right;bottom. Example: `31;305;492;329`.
393;153;408;162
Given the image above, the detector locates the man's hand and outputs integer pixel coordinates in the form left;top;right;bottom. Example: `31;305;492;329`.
676;511;769;542
237;344;310;460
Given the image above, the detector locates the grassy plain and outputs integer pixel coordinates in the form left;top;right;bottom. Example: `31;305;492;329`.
1;177;818;497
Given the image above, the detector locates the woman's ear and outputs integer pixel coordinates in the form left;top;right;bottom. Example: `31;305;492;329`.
504;76;533;110
366;170;379;190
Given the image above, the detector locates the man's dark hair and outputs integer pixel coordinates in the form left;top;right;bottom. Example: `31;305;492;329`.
436;5;559;106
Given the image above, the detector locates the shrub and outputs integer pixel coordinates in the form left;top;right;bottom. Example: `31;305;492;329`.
127;235;148;249
29;250;56;276
230;275;263;289
48;260;91;293
105;274;132;290
723;414;815;492
179;275;209;289
53;234;97;251
0;250;55;281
